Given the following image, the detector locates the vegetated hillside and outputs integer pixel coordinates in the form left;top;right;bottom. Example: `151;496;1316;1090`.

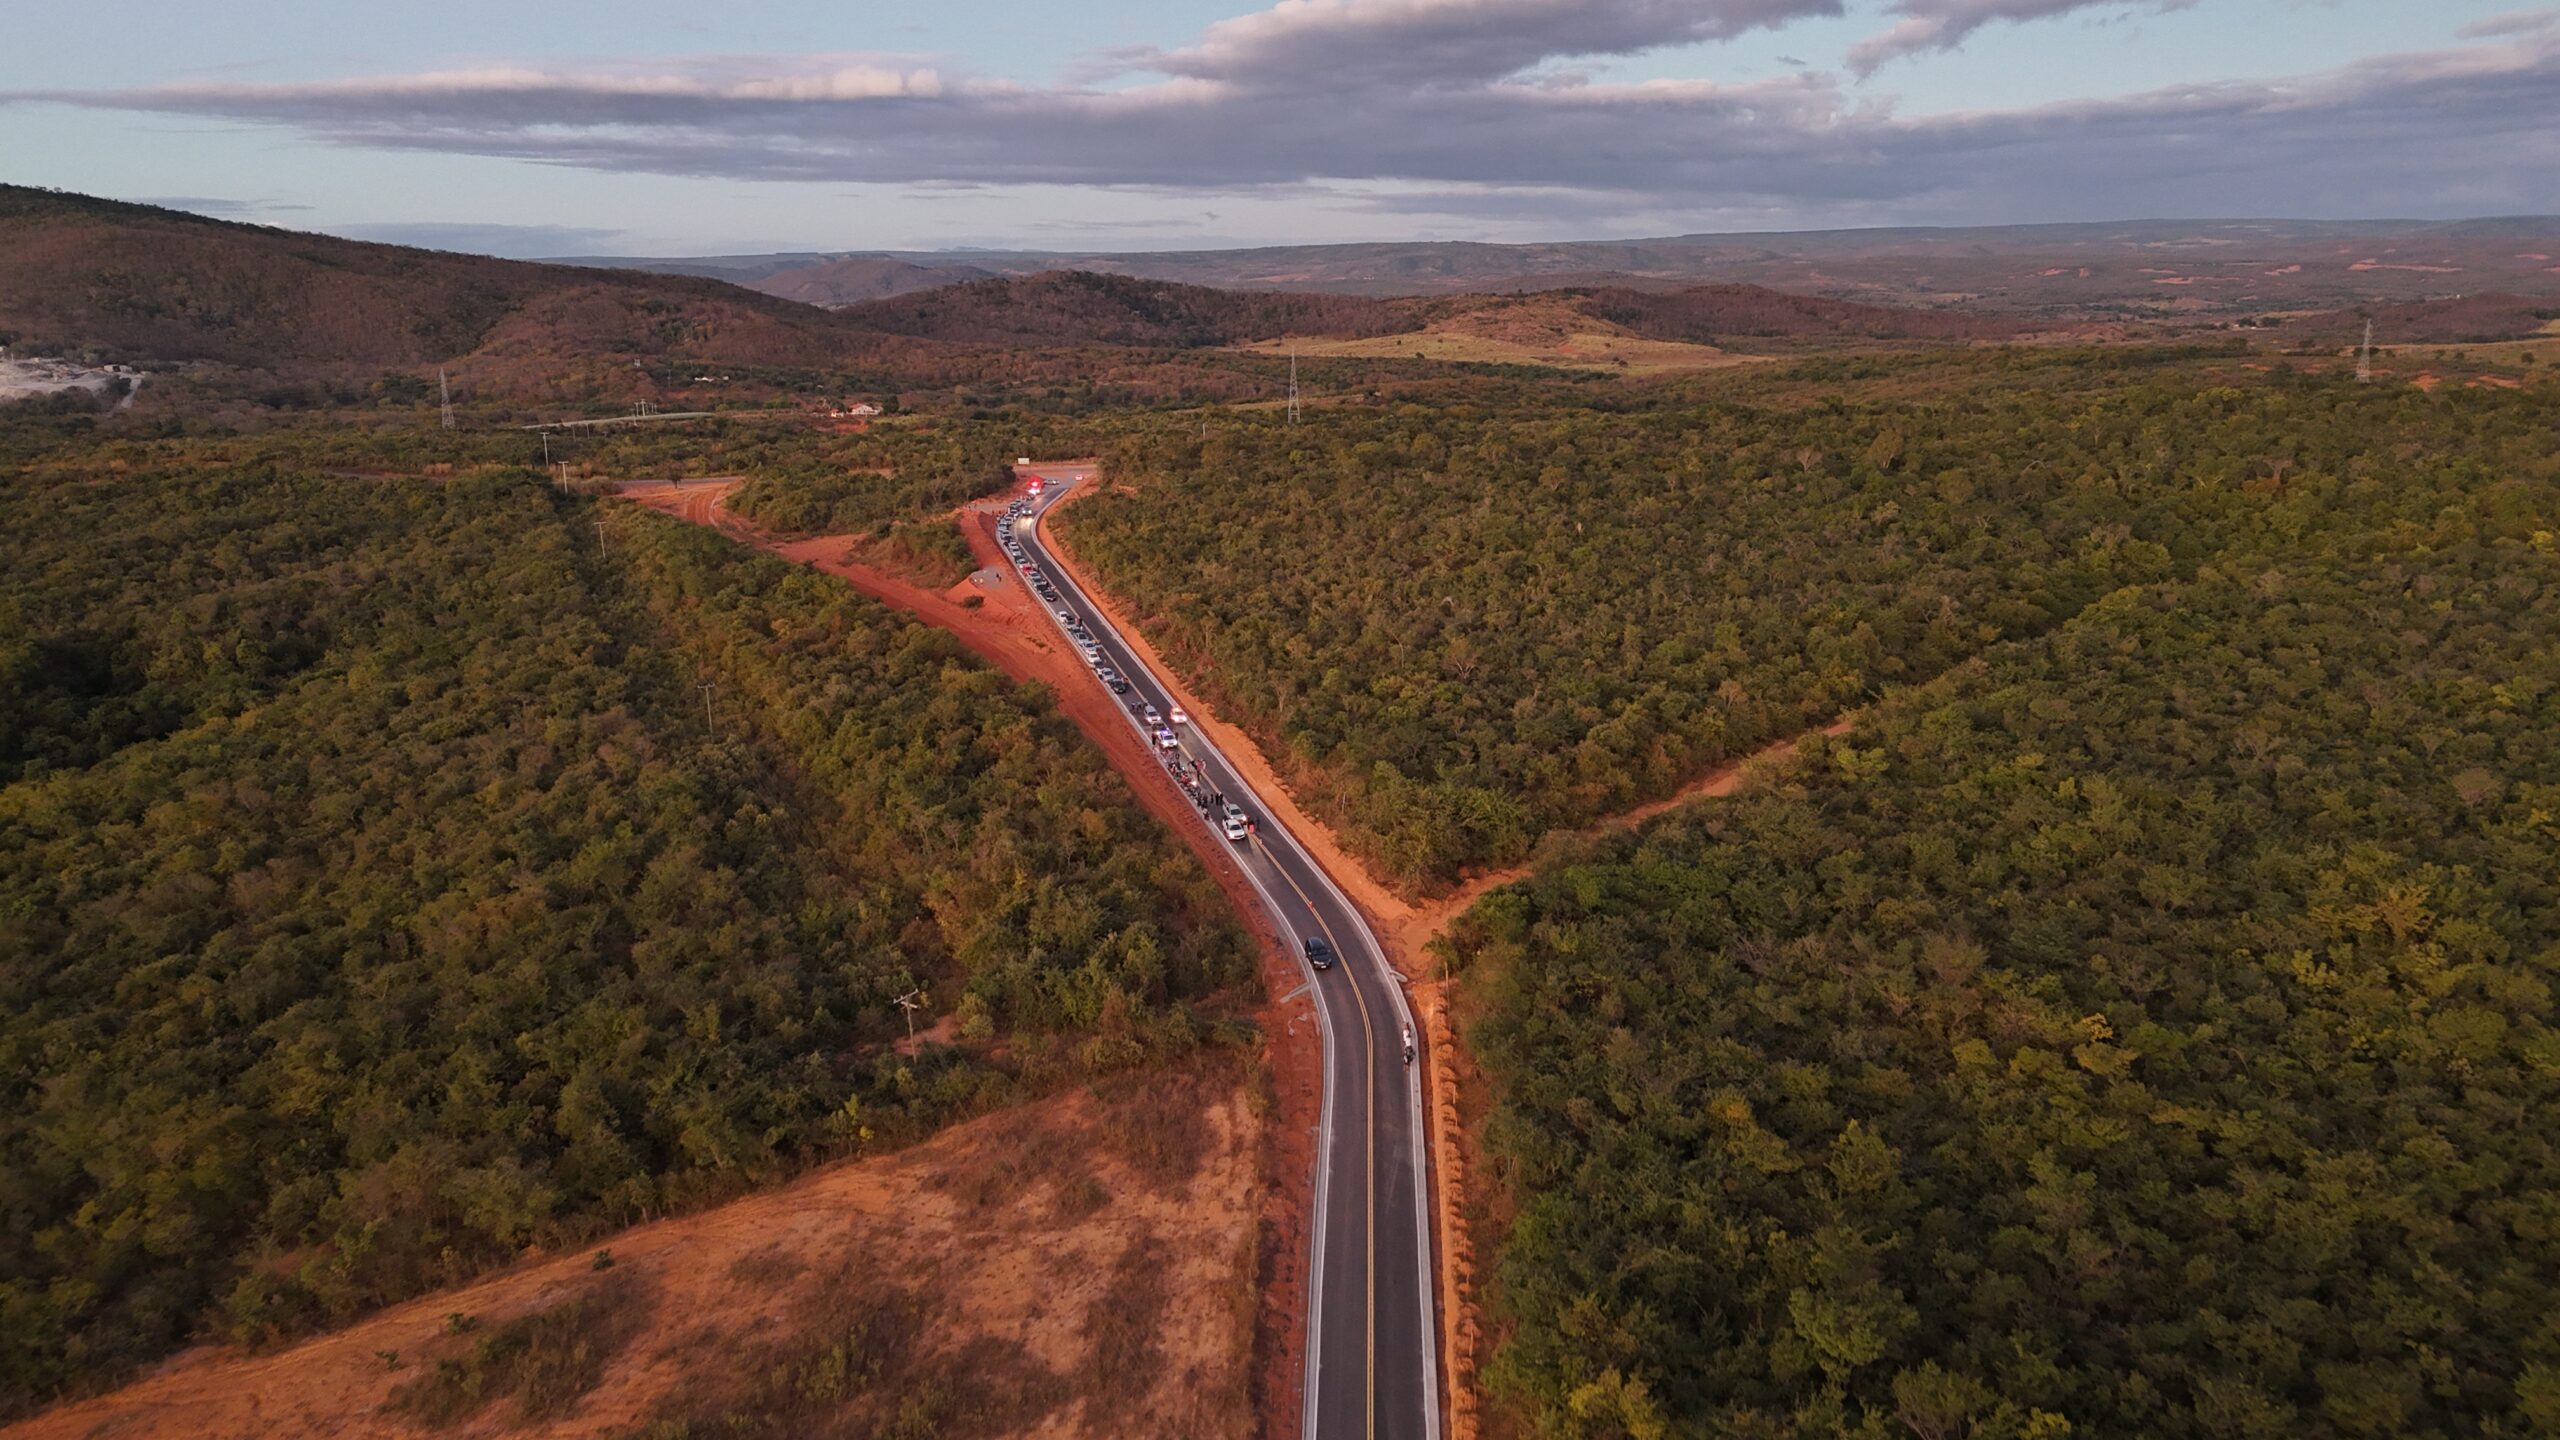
1575;282;2027;343
0;425;1246;1409
750;254;997;307
1452;381;2560;1437
1245;290;1765;374
0;186;914;371
2280;291;2560;347
0;189;1483;413
835;270;1413;347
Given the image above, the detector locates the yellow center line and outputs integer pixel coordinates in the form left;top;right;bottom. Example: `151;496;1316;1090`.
1256;833;1379;1440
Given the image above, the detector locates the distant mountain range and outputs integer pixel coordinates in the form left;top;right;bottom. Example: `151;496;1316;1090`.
9;187;2550;401
555;217;2560;315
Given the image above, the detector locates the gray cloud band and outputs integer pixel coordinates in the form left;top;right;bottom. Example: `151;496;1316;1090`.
9;18;2558;223
1850;0;2197;74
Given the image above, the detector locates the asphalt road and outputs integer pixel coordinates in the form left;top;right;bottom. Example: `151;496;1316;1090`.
1013;469;1440;1440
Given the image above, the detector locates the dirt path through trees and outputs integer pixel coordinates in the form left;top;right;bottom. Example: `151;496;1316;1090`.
616;478;1322;1440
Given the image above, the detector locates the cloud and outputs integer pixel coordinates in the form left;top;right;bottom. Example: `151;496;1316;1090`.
8;5;2559;233
325;221;626;258
1115;0;1841;89
2461;9;2560;39
1848;0;2195;76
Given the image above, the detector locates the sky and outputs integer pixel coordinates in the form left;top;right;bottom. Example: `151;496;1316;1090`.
2;0;2556;257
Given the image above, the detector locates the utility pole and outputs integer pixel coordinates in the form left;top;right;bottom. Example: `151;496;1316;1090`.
892;989;924;1040
1285;349;1301;425
2356;319;2375;384
699;682;716;729
541;430;552;467
439;368;455;430
593;517;608;554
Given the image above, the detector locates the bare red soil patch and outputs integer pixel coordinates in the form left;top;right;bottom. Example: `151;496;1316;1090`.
6;1074;1262;1440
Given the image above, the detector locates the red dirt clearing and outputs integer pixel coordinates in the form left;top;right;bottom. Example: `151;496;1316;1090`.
5;1076;1262;1440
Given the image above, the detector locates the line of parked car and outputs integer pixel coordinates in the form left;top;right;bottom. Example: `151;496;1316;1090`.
1008;487;1335;983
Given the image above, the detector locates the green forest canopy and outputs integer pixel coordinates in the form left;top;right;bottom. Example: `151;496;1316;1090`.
0;432;1244;1410
1447;376;2560;1437
1054;361;2542;892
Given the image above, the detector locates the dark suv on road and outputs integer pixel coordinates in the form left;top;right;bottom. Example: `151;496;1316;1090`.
1303;935;1335;970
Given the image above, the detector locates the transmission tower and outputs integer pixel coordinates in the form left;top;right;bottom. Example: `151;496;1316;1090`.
1285;348;1301;425
439;368;455;430
2356;320;2374;384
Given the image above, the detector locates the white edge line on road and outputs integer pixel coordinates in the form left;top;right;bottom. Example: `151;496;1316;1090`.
1290;772;1446;1440
1018;476;1342;1440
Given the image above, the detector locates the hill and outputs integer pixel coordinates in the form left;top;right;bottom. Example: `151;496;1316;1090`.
0;187;942;380
827;272;2001;363
0;189;1446;409
693;217;2560;313
832;270;1411;347
1240;290;1758;373
1575;282;2026;343
750;254;996;307
2280;291;2560;347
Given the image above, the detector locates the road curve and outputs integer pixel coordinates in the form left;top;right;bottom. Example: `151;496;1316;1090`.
1014;468;1440;1440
